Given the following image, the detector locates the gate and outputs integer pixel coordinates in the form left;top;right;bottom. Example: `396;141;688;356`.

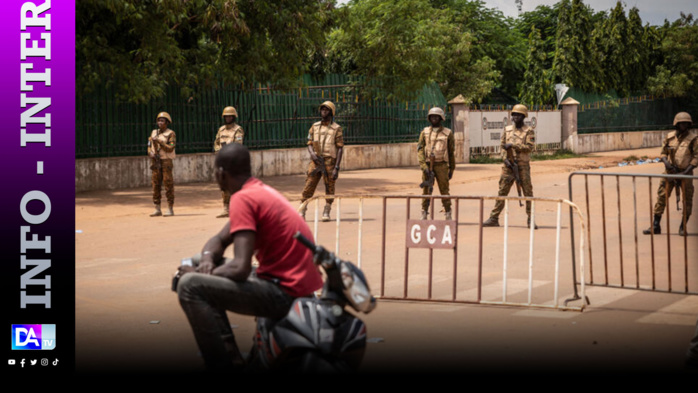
299;194;589;311
568;171;698;295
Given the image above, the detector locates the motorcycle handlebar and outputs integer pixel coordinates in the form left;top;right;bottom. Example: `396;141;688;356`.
293;231;316;251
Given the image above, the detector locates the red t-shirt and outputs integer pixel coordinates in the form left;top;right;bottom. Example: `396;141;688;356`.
228;177;323;297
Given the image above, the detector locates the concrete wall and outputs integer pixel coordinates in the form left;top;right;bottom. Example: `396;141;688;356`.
565;129;670;154
76;138;465;193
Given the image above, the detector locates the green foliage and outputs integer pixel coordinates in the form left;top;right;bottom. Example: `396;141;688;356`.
647;65;694;97
648;13;698;98
77;0;331;103
326;0;500;102
595;2;630;95
552;0;602;92
327;0;450;100
438;0;525;97
520;26;554;106
515;4;560;71
530;149;585;161
469;155;503;164
471;149;584;164
76;0;698;109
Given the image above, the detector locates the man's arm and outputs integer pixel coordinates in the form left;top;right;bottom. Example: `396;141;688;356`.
332;127;345;180
500;130;511;159
417;131;427;171
660;136;670;161
213;129;222;152
212;230;255;281
447;131;456;178
688;136;698;171
333;147;343;180
196;221;236;275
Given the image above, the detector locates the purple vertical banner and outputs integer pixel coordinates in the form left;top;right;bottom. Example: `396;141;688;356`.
0;1;75;373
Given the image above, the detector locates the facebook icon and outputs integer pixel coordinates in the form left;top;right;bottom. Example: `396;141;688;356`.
11;324;56;350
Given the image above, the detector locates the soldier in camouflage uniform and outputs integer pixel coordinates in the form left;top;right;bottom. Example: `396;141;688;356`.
418;107;456;220
213;106;245;218
299;101;344;222
148;112;176;217
643;112;697;236
483;104;537;229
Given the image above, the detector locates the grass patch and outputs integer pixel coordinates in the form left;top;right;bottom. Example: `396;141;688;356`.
623;155;640;162
470;149;585;164
469;155;503;164
531;149;585;161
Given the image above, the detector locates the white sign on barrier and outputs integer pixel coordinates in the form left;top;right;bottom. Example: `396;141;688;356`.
405;220;456;249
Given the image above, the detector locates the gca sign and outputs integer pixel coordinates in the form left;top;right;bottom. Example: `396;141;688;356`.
406;220;456;249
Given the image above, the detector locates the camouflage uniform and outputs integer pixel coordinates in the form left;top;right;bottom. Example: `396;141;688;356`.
301;120;344;206
651;130;698;217
418;125;456;214
488;123;536;221
148;125;176;210
644;112;698;235
213;122;244;215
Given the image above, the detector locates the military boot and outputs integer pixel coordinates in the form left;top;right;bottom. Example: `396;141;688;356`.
216;206;229;218
679;216;690;236
444;210;452;220
322;205;331;222
150;204;162;217
482;216;499;227
164;204;174;217
643;214;662;235
421;210;428;220
527;217;538;230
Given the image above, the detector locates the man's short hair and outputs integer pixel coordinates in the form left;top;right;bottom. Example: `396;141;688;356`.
216;143;251;177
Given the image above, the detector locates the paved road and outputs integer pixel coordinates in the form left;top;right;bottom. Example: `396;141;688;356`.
76;148;698;374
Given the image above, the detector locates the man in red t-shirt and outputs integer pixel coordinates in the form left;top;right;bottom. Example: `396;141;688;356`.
176;143;323;371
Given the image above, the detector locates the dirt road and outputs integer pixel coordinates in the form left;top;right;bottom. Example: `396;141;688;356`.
76;147;698;374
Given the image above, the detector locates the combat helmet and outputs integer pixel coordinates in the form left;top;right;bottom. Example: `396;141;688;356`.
673;112;693;126
222;106;238;118
427;107;446;121
511;104;528;118
156;112;172;124
319;101;336;117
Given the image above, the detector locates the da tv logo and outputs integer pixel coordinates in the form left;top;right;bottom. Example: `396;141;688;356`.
11;324;56;350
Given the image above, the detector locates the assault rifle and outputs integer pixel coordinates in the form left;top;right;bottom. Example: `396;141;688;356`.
504;145;523;207
310;155;329;181
419;153;436;209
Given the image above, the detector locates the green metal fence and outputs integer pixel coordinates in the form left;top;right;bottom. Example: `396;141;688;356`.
76;74;451;159
577;96;683;134
568;88;698;134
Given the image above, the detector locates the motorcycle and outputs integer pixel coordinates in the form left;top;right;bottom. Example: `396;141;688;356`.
245;231;377;373
173;231;377;373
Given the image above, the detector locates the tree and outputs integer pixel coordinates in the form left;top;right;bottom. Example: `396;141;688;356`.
552;0;602;92
77;0;331;103
520;27;554;106
515;3;560;71
435;0;525;97
625;7;652;94
327;0;499;103
594;2;634;96
327;0;449;100
648;13;698;98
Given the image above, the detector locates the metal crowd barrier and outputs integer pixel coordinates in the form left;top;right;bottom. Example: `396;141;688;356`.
568;171;698;295
299;194;588;311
